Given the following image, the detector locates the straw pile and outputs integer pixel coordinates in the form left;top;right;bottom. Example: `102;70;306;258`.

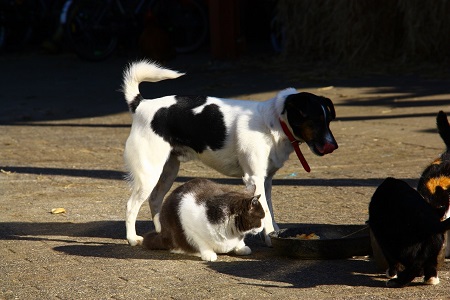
275;0;450;65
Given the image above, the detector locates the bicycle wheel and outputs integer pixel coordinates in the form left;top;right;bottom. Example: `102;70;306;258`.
147;0;208;54
65;0;118;61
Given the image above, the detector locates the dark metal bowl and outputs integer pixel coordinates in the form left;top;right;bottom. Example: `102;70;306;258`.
269;224;371;259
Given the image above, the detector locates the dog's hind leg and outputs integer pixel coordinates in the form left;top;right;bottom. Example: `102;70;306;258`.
148;155;180;217
126;187;153;246
125;140;171;246
126;154;179;246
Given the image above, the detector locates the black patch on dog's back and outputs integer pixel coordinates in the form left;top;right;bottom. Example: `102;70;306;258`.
151;95;227;153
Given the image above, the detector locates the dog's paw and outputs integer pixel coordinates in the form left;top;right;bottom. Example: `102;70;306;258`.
424;276;439;285
201;250;218;262
127;235;144;246
234;245;252;256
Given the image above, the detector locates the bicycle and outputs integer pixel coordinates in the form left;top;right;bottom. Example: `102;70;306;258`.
65;0;208;61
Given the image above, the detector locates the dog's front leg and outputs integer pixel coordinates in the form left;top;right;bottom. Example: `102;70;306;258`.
264;175;280;232
244;175;274;246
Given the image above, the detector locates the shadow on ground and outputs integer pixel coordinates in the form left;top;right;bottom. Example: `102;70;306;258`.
0;166;419;187
0;218;385;288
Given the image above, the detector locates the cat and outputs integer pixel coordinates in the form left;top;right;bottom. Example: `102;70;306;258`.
368;177;450;288
417;111;450;257
142;178;265;261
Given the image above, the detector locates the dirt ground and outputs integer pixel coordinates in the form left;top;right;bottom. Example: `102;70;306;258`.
1;51;450;299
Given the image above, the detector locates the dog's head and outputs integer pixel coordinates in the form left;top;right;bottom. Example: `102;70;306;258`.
283;92;338;156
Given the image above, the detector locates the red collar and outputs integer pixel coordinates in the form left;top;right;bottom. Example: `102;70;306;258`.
279;119;311;173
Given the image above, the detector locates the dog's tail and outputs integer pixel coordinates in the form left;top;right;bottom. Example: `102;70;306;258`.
437;111;450;151
122;60;184;113
142;231;169;250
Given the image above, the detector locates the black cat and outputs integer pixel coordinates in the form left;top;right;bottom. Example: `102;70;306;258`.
369;177;450;288
418;111;450;257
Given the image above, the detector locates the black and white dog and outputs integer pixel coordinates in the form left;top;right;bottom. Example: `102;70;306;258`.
122;61;338;246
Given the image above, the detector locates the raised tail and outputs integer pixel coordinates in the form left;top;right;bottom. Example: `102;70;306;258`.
437;111;450;151
122;60;185;113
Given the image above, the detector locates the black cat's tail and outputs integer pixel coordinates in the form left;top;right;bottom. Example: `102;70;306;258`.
437;111;450;151
142;231;169;250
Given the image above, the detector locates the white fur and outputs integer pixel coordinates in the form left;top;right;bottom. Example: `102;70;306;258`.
424;276;440;285
123;61;300;247
153;213;161;233
385;269;397;279
122;60;184;103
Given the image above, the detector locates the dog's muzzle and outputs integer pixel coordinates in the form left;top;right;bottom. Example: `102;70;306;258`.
321;142;338;155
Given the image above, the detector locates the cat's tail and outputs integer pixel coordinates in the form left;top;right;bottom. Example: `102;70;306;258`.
122;60;185;113
437;111;450;151
142;231;169;250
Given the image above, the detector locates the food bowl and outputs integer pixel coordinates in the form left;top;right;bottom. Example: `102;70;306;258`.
269;224;371;259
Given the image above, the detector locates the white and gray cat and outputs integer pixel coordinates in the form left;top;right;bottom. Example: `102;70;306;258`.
143;178;265;261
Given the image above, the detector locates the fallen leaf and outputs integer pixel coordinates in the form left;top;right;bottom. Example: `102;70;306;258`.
51;208;66;214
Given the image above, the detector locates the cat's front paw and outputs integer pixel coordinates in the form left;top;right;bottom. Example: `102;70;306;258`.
234;245;252;256
201;251;218;262
424;276;439;285
386;278;408;288
153;213;161;233
386;268;397;279
127;235;144;246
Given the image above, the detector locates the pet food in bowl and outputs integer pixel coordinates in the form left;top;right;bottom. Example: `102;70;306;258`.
269;224;371;259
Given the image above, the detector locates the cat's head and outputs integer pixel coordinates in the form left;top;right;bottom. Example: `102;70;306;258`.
237;194;265;235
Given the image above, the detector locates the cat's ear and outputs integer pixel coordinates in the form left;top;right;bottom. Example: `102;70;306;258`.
245;184;257;195
250;194;261;209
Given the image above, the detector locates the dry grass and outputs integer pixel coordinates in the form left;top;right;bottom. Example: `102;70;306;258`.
276;0;450;65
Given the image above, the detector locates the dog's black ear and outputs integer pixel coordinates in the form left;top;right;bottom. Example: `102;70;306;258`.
283;95;307;117
320;97;336;120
